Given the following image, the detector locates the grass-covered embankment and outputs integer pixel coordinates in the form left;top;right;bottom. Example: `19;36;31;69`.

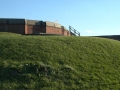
0;32;120;89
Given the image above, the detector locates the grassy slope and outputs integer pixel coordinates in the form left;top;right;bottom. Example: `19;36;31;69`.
0;32;120;89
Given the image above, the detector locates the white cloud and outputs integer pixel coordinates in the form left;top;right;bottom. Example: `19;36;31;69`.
85;30;97;34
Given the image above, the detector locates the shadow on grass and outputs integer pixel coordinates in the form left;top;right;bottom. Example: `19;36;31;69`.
0;63;52;84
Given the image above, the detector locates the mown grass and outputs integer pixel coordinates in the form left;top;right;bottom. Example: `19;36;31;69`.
0;32;120;89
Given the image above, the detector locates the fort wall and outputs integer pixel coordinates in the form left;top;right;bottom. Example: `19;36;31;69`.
0;18;71;36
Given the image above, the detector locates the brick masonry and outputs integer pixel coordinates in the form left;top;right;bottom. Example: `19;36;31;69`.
0;18;71;36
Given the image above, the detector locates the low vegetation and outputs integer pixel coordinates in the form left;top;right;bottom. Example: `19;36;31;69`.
0;32;120;89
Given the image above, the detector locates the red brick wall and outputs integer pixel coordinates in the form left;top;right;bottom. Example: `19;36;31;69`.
46;26;62;35
26;25;33;34
67;32;71;36
63;30;68;36
25;25;27;34
0;20;71;36
26;25;42;34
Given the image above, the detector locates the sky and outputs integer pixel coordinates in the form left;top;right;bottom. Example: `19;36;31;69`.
0;0;120;36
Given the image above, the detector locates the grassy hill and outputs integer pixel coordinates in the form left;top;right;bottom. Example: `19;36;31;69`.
0;32;120;89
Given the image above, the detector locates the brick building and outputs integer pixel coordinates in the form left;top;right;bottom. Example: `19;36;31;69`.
0;18;71;36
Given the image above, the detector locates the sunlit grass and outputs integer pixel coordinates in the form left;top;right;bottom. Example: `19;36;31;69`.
0;32;120;89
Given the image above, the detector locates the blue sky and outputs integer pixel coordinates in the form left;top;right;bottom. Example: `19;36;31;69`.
0;0;120;36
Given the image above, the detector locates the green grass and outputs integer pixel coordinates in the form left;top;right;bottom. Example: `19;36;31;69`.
0;32;120;89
